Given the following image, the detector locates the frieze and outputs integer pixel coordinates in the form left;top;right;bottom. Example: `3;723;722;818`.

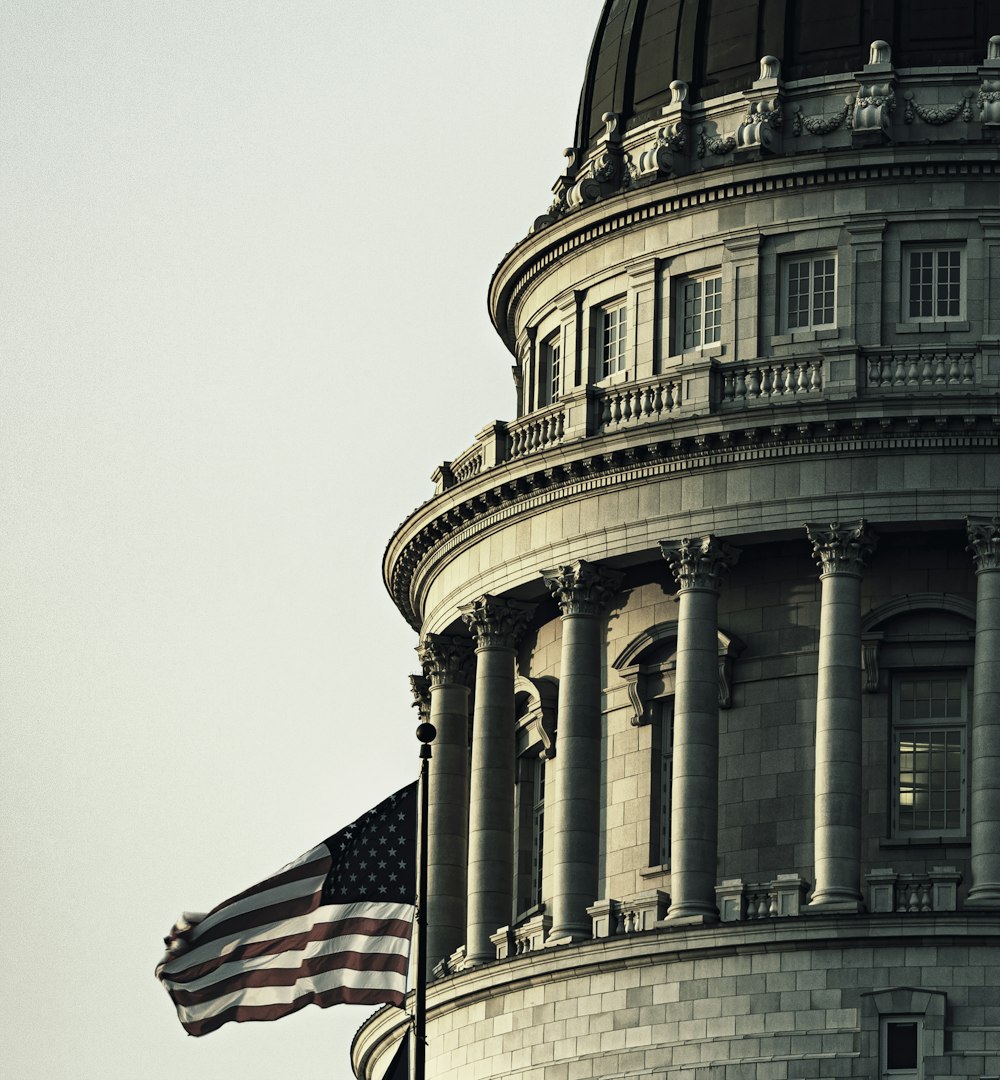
386;417;999;630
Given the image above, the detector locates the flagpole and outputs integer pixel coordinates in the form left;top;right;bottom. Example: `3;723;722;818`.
414;720;435;1080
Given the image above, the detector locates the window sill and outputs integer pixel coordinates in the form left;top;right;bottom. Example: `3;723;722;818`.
672;342;725;361
770;327;839;346
640;863;671;878
895;320;970;334
880;836;969;848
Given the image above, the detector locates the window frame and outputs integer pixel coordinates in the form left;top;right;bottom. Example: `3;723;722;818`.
904;244;964;323
542;332;562;406
780;252;837;332
513;751;545;920
881;1017;922;1080
599;298;628;379
675;271;723;353
890;672;967;840
649;697;674;868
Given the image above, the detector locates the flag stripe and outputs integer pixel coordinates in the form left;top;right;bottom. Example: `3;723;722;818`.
161;904;413;980
196;847;331;919
169;945;410;1006
164;914;414;990
179;981;406;1037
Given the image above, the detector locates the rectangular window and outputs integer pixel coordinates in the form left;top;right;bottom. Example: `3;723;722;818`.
893;675;966;837
882;1018;921;1080
783;254;836;330
601;300;627;378
650;699;674;866
679;274;722;350
544;335;561;405
907;247;962;320
531;756;545;906
514;753;545;916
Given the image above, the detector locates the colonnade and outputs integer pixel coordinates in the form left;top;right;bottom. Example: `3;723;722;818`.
414;518;1000;971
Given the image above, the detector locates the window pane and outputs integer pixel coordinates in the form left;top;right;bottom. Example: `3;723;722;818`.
886;1022;918;1070
787;260;810;328
704;276;722;343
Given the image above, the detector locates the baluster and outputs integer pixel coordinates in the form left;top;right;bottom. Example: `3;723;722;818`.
947;354;961;384
746;368;761;399
868;356;883;387
735;369;747;402
556;410;565;439
723;372;735;401
920;354;934;386
797;363;809;394
809;359;822;393
933;354;947;384
919;883;932;912
892;355;906;386
762;367;775;398
905;354;920;386
652;383;663;416
768;892;779;917
601;396;613;428
907;884;920;913
756;893;770;919
641;386;654;419
961;353;974;383
771;366;785;396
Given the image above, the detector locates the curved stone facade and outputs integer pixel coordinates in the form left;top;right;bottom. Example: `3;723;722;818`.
359;15;1000;1080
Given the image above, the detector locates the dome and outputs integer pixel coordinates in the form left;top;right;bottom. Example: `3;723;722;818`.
575;0;1000;149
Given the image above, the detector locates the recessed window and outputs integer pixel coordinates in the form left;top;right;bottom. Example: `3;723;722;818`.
514;753;545;917
906;247;962;321
677;274;722;351
650;699;674;867
542;334;562;406
600;300;627;378
782;254;836;330
882;1018;921;1080
892;675;966;837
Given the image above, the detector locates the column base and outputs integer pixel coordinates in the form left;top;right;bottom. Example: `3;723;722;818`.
964;883;1000;908
545;926;590;948
662;903;719;926
807;897;864;914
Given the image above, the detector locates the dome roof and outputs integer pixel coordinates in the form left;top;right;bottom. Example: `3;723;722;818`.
575;0;1000;149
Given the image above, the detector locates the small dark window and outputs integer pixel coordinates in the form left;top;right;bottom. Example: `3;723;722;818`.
886;1022;918;1071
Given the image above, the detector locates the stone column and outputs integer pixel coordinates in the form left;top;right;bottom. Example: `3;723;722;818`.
804;520;877;911
966;516;1000;907
660;535;741;923
415;634;473;968
460;595;534;966
541;559;623;944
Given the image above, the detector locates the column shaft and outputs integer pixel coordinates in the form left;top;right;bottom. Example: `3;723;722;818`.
542;561;621;944
967;517;1000;906
805;521;875;912
660;536;740;924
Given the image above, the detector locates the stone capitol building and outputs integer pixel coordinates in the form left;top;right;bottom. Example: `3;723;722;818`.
354;2;1000;1078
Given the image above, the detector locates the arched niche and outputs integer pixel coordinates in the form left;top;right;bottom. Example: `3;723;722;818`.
611;620;745;725
860;592;976;693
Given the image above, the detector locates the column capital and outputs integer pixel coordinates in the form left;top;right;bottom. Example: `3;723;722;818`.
541;559;624;616
460;595;535;651
660;535;741;592
967;515;1000;572
417;633;474;688
804;520;877;577
409;673;431;722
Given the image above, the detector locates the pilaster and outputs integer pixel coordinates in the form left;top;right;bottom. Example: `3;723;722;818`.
966;516;1000;908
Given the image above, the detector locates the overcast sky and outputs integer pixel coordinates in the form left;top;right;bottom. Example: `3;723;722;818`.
1;2;605;1078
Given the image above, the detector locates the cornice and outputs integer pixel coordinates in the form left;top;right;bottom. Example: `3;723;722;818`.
384;405;1000;631
489;151;1000;352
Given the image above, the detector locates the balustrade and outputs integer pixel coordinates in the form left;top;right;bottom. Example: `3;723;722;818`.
716;874;810;922
507;404;565;459
598;377;680;430
866;350;976;389
866;867;961;913
720;358;823;404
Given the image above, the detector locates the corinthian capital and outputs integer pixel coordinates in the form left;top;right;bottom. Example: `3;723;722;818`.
541;559;623;616
804;520;877;576
660;535;741;592
459;595;535;650
416;634;473;688
967;516;1000;572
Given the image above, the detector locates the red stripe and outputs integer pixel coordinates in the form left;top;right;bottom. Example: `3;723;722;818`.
165;916;413;985
188;890;323;951
168;948;410;1007
203;850;330;914
181;983;406;1037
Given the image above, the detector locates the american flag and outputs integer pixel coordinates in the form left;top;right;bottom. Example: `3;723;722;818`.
156;783;417;1036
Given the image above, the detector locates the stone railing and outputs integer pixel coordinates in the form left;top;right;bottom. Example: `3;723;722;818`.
491;912;551;959
596;376;682;432
449;442;484;485
507;402;565;460
718;357;823;405
716;874;810;922
865;350;977;390
866;867;961;914
587;889;670;938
